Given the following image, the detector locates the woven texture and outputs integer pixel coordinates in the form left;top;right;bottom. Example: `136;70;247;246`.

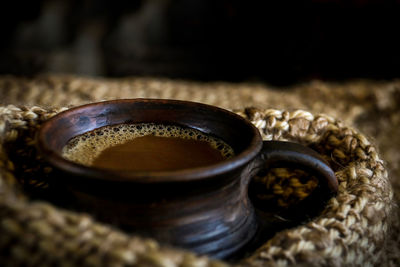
0;75;396;266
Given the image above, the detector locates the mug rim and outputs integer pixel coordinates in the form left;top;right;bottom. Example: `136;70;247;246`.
37;98;263;183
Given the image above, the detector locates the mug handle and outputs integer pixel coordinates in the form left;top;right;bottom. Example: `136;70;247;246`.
250;141;338;218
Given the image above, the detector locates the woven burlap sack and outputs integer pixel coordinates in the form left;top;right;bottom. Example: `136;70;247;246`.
0;75;395;266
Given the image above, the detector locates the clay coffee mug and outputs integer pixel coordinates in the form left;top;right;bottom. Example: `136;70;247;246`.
37;99;337;259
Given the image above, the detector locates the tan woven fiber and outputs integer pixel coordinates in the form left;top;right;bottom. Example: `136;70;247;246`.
0;75;396;266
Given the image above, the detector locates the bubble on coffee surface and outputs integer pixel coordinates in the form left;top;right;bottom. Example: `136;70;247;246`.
62;123;234;167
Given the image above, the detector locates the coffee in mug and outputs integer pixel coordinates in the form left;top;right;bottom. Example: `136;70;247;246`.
62;123;234;171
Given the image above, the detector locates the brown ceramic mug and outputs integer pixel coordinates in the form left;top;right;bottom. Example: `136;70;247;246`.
37;99;337;259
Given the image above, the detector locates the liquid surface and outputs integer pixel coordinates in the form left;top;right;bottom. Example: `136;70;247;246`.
62;123;234;171
92;135;226;171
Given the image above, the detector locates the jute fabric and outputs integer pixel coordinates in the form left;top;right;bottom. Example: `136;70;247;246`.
0;75;397;266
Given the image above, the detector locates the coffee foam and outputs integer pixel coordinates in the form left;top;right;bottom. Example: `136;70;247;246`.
61;123;234;167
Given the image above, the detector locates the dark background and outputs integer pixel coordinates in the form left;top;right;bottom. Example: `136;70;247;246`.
1;0;399;85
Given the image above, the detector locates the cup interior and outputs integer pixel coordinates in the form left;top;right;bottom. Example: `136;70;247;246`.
37;99;262;182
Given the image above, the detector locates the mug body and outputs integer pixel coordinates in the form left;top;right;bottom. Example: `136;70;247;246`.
37;99;263;258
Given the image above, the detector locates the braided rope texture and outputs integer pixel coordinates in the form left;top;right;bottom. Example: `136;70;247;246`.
0;75;396;266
